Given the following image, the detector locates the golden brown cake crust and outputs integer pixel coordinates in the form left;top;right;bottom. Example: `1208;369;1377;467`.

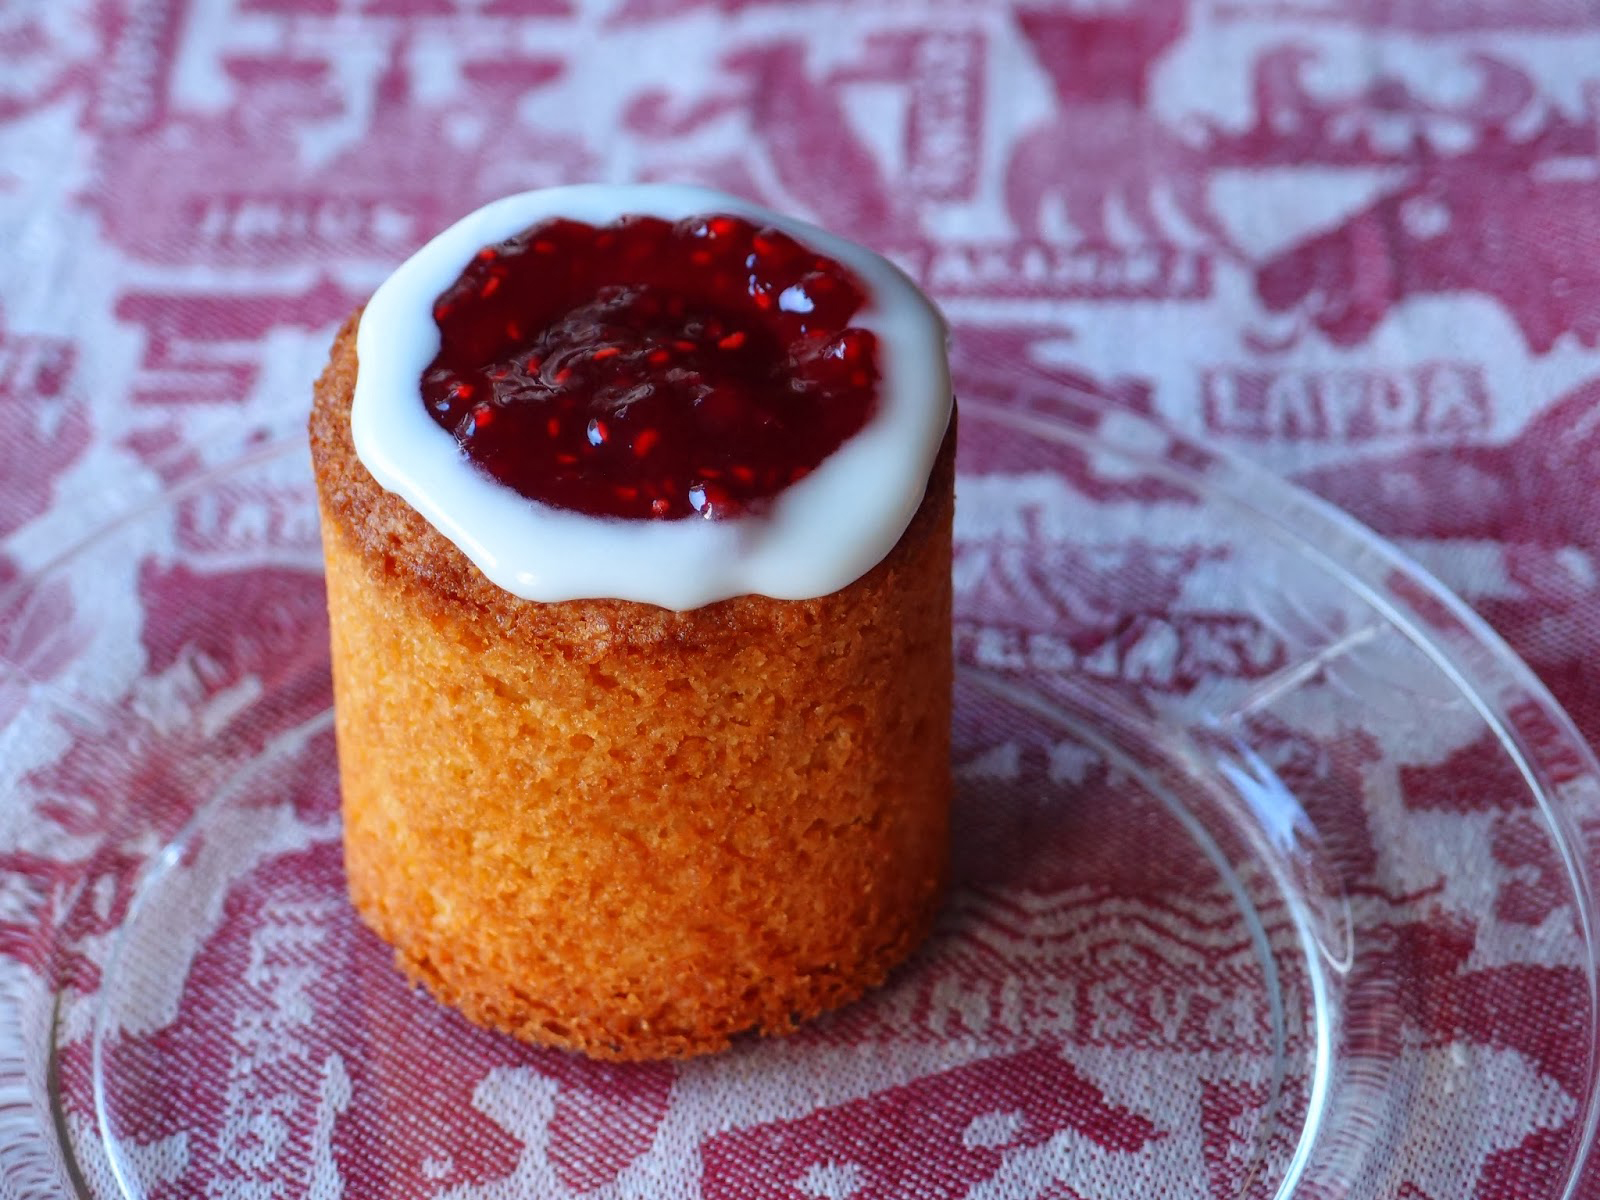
312;312;954;1060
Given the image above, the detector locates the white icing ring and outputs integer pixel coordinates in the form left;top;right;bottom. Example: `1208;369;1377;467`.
352;184;951;611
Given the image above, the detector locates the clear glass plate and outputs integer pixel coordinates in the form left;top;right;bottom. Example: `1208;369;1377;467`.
2;357;1597;1199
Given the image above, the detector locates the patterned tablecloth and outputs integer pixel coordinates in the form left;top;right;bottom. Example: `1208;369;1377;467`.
4;0;1600;1196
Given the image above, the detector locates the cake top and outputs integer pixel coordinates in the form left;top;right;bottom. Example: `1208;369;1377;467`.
352;184;951;610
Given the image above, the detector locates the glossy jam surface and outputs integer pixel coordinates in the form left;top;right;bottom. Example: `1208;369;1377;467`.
422;214;879;520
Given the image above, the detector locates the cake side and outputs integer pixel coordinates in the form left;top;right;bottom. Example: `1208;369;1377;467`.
313;314;955;1059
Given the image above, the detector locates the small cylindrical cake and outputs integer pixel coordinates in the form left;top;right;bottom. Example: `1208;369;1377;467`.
310;185;953;1060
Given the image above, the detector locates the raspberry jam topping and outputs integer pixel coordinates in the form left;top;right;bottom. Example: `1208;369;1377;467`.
422;214;879;520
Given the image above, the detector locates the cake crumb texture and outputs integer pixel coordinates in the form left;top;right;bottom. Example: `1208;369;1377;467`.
311;314;954;1059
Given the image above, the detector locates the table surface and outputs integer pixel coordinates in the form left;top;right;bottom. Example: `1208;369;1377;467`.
3;0;1600;1196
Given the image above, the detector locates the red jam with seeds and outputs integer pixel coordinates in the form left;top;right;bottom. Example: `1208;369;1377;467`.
422;213;880;520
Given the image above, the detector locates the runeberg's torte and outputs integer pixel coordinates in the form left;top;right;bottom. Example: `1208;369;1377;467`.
309;184;954;1060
